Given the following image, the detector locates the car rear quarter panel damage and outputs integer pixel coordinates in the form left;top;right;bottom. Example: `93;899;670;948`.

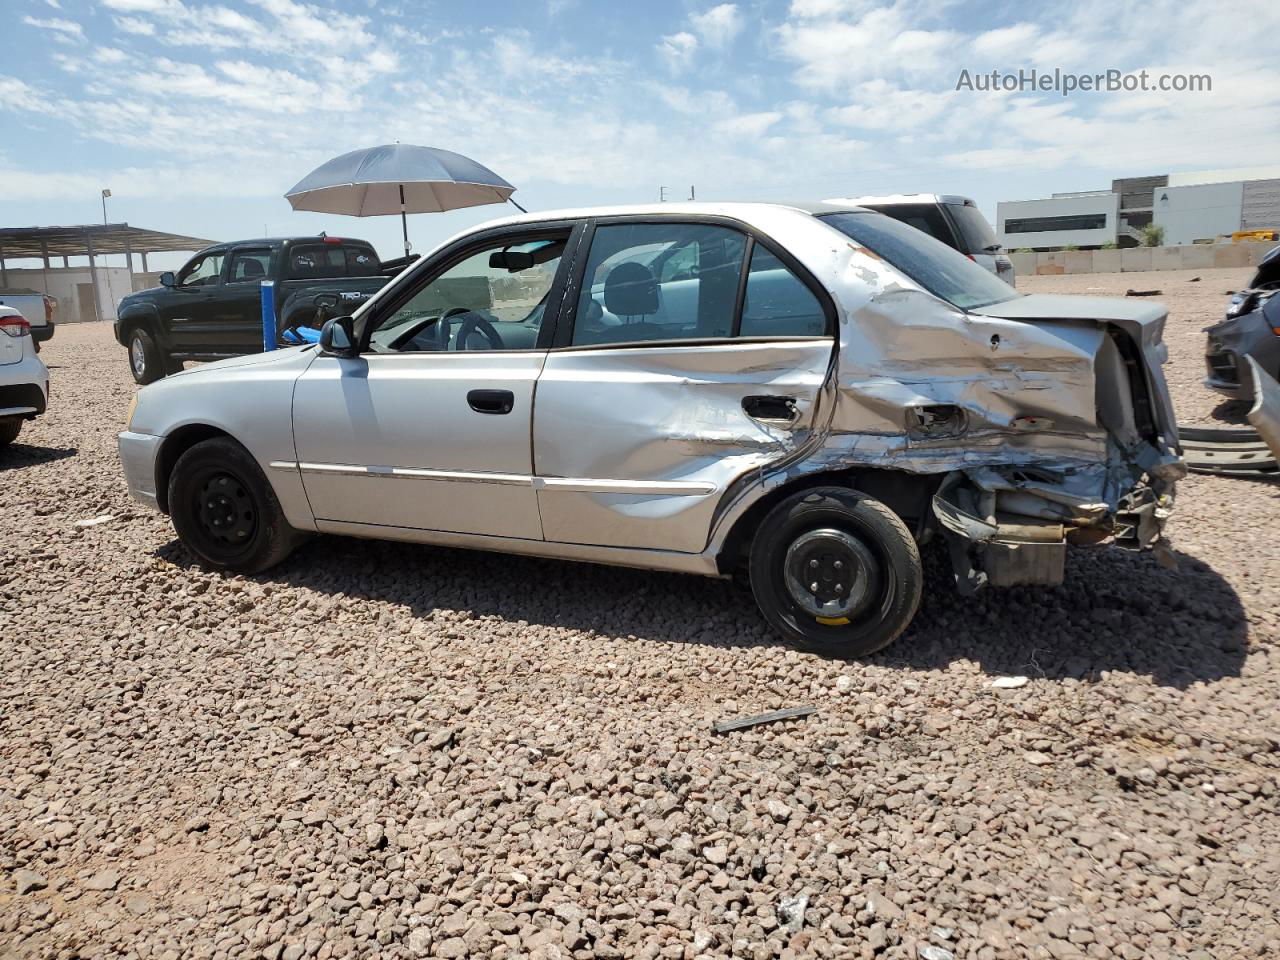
700;210;1184;587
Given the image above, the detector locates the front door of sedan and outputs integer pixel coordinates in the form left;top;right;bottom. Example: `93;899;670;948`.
532;219;836;554
163;249;227;356
291;223;582;540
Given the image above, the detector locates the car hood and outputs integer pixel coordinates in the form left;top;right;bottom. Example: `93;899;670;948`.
167;345;314;379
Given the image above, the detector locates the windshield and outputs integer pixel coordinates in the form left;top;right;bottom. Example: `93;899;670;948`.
819;211;1019;311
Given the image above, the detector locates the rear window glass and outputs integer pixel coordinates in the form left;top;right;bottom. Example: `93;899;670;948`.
946;203;1001;255
820;211;1019;311
288;244;380;279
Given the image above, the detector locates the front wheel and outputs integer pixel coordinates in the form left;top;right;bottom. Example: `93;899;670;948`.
749;486;922;658
128;327;166;385
168;437;300;573
0;418;21;448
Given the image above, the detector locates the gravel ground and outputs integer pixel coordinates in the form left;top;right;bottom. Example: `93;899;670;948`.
2;270;1278;960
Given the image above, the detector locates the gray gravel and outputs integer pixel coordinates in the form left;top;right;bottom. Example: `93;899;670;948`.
3;272;1279;959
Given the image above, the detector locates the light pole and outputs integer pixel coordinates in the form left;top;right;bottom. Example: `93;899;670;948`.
101;188;112;224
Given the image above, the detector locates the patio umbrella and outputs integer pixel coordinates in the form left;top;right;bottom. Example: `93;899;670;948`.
285;144;524;258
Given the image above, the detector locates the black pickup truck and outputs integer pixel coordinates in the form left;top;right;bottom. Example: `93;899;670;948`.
114;235;402;383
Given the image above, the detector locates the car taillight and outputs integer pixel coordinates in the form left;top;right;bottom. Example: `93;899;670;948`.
0;316;30;337
323;236;344;244
44;297;54;324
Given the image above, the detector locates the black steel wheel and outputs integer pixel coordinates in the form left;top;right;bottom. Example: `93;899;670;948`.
749;486;922;657
168;436;300;573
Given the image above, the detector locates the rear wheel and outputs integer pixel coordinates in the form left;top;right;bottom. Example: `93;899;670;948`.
749;486;922;657
168;437;300;573
0;418;21;448
128;326;166;385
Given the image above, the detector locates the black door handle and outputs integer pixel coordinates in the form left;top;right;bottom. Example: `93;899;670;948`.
743;395;797;421
468;389;515;414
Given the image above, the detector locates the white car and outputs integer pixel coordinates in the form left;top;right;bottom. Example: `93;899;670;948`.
119;201;1187;657
825;194;1015;286
0;305;50;448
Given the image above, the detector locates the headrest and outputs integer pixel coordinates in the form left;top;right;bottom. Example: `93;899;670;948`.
241;258;265;278
604;261;658;317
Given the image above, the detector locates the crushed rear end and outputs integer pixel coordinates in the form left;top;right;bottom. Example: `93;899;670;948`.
816;289;1185;594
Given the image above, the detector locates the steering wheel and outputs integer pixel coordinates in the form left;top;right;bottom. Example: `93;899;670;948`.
441;309;505;351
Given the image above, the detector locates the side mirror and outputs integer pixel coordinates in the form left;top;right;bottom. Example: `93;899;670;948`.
318;316;357;358
159;271;176;287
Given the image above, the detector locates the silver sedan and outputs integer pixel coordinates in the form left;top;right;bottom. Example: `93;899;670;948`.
120;201;1190;657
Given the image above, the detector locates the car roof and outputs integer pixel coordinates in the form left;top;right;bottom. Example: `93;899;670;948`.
467;200;873;232
827;193;975;207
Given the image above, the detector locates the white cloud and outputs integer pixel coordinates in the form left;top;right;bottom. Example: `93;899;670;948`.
656;32;698;71
22;16;85;40
690;4;743;49
970;23;1038;60
776;6;957;89
714;111;783;138
114;16;156;35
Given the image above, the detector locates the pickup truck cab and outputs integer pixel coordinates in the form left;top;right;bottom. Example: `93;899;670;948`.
114;235;390;383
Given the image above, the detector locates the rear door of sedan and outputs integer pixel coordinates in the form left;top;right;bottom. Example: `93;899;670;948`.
532;216;837;554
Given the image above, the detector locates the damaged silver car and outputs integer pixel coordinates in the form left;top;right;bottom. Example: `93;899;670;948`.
118;201;1193;657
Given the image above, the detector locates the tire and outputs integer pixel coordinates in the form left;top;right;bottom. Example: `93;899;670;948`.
749;486;923;658
0;418;21;448
127;326;166;385
168;436;300;574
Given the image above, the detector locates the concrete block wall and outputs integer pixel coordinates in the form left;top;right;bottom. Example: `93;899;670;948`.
1007;242;1274;277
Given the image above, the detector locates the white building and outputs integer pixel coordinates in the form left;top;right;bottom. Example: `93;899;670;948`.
998;165;1280;250
1154;176;1280;245
996;191;1119;250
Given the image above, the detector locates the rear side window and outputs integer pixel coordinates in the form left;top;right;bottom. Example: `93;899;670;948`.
288;244;380;279
945;202;1001;254
227;248;273;283
572;223;746;346
570;223;830;347
740;246;827;337
820;211;1018;311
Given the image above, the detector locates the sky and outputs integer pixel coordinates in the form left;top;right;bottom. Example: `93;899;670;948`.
1;0;1277;270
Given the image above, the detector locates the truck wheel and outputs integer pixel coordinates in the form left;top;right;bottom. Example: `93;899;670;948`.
168;436;300;574
0;418;21;448
128;326;166;385
749;486;922;658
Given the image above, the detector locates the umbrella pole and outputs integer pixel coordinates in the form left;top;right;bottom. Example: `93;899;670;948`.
400;184;410;258
508;197;527;213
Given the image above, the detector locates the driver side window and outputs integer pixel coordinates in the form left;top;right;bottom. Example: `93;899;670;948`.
178;253;224;288
367;234;568;354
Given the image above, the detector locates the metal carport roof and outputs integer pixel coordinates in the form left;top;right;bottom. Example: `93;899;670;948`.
0;223;215;260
